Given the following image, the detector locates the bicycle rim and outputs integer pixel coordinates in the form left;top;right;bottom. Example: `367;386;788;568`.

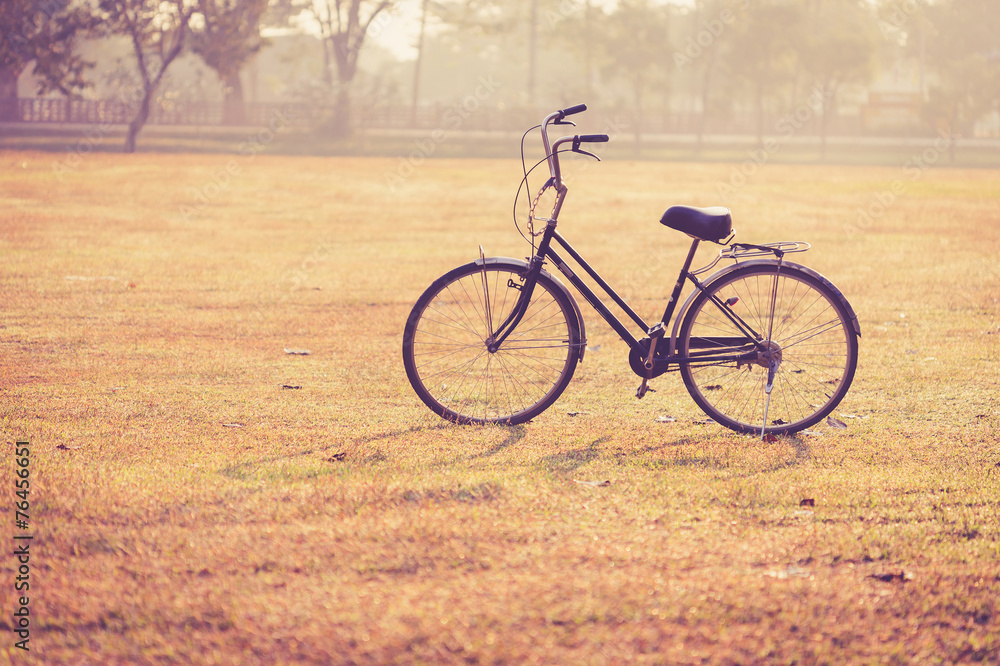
403;263;580;425
679;264;858;435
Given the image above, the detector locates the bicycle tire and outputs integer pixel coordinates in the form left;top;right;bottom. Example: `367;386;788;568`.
678;262;859;435
402;261;582;425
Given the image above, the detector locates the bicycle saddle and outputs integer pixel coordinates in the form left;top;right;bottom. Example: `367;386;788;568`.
660;205;732;241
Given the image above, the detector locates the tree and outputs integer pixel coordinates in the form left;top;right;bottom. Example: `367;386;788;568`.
599;0;671;152
0;0;92;121
674;0;732;154
190;0;269;125
797;0;878;158
723;0;801;146
310;0;394;136
97;0;196;153
919;0;1000;160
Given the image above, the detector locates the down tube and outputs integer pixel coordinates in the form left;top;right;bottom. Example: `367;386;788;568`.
543;246;644;350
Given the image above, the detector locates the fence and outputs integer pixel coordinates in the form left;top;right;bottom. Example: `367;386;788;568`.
4;97;893;137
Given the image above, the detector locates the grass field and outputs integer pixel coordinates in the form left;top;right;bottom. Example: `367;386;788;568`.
1;148;999;663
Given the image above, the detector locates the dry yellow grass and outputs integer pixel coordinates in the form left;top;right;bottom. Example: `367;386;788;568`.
1;148;999;664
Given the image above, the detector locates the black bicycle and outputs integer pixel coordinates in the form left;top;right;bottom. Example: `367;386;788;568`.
402;104;860;437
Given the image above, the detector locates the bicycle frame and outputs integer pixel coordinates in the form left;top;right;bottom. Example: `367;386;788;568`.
487;109;769;371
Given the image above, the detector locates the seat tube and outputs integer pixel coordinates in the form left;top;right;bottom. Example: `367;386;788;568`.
659;238;700;325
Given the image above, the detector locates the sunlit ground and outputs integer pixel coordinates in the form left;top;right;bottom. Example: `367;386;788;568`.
1;151;998;662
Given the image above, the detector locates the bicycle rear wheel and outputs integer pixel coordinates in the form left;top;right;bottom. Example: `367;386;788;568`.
402;261;582;425
678;262;859;435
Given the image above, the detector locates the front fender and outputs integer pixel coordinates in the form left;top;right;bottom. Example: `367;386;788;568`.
474;256;588;362
667;259;861;355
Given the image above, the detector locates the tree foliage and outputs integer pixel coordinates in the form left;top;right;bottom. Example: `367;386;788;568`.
190;0;270;124
0;0;93;119
920;0;1000;142
723;0;802;143
797;0;879;155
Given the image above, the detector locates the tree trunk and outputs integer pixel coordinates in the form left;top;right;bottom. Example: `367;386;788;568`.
696;49;716;156
331;84;351;137
124;88;152;154
633;74;643;157
527;0;538;103
755;78;764;148
410;0;429;128
0;65;21;122
222;71;245;125
820;87;831;161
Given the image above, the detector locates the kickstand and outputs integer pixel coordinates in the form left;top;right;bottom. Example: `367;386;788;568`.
760;357;778;440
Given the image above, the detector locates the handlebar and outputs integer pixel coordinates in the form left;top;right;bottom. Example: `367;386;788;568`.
559;103;588;118
522;104;609;230
539;104;609;190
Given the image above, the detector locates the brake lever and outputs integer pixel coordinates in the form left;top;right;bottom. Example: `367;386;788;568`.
554;119;577;126
573;147;601;161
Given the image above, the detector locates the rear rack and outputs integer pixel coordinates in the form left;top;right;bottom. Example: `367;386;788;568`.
692;241;811;276
723;241;810;260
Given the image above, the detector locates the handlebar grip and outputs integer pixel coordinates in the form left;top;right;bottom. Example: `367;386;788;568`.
560;103;587;117
579;134;610;143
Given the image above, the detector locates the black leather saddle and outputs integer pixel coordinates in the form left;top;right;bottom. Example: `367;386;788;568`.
659;205;732;242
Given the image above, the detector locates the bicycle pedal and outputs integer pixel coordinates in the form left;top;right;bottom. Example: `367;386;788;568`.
636;380;654;399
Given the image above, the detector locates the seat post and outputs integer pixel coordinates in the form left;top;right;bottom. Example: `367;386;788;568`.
659;238;700;326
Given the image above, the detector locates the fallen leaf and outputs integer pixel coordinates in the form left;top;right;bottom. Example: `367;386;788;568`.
327;452;347;462
574;479;611;487
705;384;723;391
827;416;848;429
869;570;914;583
222;423;244;428
762;433;778;443
56;444;84;450
655;415;677;423
284;348;311;355
281;384;302;390
800;498;815;507
693;418;714;425
801;429;822;437
586;344;601;352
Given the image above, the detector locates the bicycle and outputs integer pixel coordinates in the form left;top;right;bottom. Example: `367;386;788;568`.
402;104;860;437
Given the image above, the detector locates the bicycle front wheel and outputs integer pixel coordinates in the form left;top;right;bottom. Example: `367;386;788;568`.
678;262;859;435
402;261;582;425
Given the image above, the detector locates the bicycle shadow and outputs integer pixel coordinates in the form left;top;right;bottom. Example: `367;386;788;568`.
621;433;812;476
539;436;612;474
457;424;528;463
218;422;456;480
